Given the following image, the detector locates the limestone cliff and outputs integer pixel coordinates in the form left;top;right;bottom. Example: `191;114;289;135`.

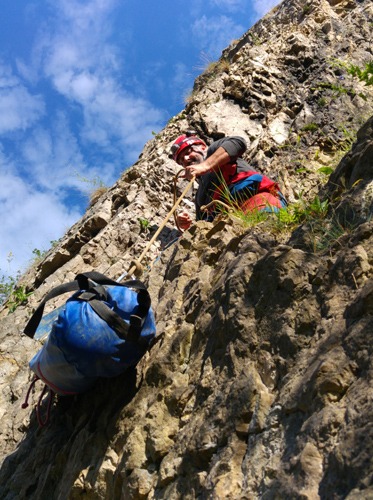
0;0;372;498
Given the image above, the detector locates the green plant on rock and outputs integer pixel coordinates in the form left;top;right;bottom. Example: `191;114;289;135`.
341;60;373;86
205;172;359;254
1;269;32;312
75;172;107;189
318;166;334;176
307;195;329;218
0;274;17;307
317;97;328;107
329;123;357;167
302;122;319;132
31;240;60;264
206;58;230;75
309;207;361;253
248;32;261;46
138;217;150;233
194;52;230;79
151;130;161;139
211;176;335;243
7;285;33;313
211;172;327;226
312;67;361;98
317;82;352;97
328;59;372;99
32;247;47;261
271;197;359;254
339;124;356;148
271;195;329;231
1;252;22;307
310;217;345;253
75;171;108;207
167;111;187;125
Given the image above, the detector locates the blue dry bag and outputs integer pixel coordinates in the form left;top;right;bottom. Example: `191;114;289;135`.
24;272;156;396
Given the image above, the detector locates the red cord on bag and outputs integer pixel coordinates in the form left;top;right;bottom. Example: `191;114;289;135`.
36;385;55;427
22;376;39;409
22;376;55;427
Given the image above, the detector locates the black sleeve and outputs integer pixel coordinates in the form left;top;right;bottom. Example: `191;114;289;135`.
207;136;247;161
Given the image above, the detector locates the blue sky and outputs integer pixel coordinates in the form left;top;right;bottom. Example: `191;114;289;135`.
0;0;280;277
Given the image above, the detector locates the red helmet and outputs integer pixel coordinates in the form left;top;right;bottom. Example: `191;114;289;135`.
171;131;206;164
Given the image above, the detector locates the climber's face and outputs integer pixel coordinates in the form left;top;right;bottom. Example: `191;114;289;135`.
178;144;207;167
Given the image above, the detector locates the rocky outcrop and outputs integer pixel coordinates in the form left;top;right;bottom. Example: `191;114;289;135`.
0;0;372;498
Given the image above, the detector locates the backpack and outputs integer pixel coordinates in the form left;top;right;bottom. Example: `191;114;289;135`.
22;272;156;425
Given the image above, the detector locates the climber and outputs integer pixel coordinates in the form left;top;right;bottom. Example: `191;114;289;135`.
170;131;287;230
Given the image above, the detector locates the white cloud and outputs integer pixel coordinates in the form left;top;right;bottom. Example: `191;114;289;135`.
80;79;165;154
0;64;45;134
55;0;118;29
191;15;246;58
0;165;81;276
210;0;246;12
210;0;280;17
31;0;165;155
252;0;281;17
171;62;194;105
69;72;100;102
20;112;118;193
1;0;167;277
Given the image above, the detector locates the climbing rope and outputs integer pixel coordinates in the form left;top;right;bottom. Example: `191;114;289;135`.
126;175;195;277
173;169;191;233
200;199;234;214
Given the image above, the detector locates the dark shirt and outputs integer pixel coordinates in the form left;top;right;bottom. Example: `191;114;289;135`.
195;136;254;219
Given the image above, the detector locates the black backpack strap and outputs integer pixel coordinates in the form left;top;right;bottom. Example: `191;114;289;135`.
24;272;152;346
77;294;130;341
24;281;82;338
128;288;152;341
75;271;121;288
77;272;152;343
76;272;151;342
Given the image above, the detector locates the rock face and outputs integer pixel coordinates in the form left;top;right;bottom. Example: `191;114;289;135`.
0;0;372;498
